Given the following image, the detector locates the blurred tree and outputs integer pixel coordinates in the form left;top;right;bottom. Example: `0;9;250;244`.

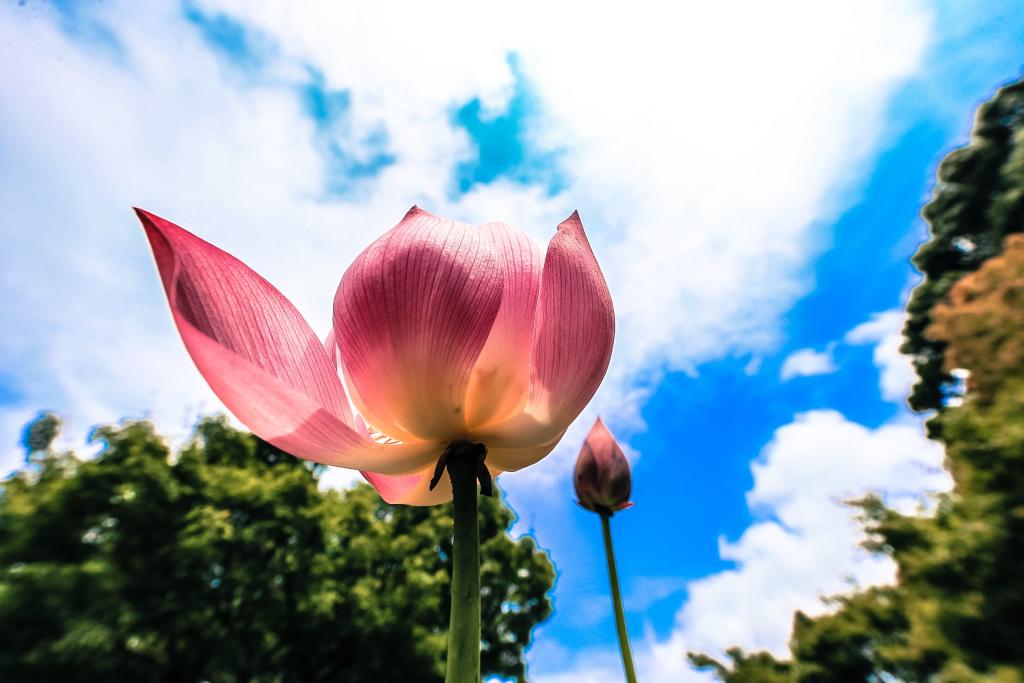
688;649;793;683
0;415;553;683
903;76;1024;411
690;78;1024;683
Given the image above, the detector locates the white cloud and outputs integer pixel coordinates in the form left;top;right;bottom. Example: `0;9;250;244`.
147;0;932;488
623;576;689;613
780;346;838;380
528;644;637;683
0;407;38;468
317;466;366;491
533;410;950;681
846;310;916;403
0;1;929;480
678;411;949;657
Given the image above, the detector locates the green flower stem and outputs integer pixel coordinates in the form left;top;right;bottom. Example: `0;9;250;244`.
601;512;637;683
446;453;481;683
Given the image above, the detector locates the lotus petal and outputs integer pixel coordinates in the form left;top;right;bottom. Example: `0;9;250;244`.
472;212;614;455
464;221;543;428
333;207;503;441
364;462;502;506
138;209;434;474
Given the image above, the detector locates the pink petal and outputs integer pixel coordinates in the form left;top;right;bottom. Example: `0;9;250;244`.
530;212;614;422
333;207;504;442
464;221;543;428
486;438;564;472
137;208;434;475
324;329;368;436
471;212;614;458
323;328;339;364
363;462;503;506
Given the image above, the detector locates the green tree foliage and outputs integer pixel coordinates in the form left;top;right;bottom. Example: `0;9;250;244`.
690;77;1024;682
0;415;554;683
904;76;1024;411
688;649;793;683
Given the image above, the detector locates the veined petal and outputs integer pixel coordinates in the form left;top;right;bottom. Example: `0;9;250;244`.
182;324;439;473
529;212;614;428
323;328;338;364
485;436;564;473
137;208;434;474
333;207;503;442
324;328;369;437
464;222;543;429
472;212;614;450
363;462;503;506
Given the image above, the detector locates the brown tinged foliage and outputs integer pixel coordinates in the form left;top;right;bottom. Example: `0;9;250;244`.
0;415;554;683
927;234;1024;404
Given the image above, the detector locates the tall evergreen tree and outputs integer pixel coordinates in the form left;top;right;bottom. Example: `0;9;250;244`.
904;76;1024;411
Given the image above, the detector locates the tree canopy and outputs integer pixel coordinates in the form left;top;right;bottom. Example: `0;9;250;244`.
0;415;554;683
903;76;1024;411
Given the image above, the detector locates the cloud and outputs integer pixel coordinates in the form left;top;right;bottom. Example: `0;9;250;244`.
776;310;916;397
623;576;689;613
533;410;950;681
0;0;931;486
317;466;366;491
780;346;838;380
675;410;949;662
149;0;932;487
846;310;916;403
527;644;638;683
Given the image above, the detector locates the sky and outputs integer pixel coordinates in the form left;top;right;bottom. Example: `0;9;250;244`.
1;1;1023;680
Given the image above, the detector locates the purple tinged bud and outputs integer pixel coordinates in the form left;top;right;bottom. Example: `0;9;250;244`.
574;418;633;515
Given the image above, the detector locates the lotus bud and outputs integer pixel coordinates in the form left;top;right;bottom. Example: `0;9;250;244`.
574;418;633;515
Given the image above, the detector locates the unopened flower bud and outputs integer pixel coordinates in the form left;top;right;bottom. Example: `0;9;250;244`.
574;418;633;515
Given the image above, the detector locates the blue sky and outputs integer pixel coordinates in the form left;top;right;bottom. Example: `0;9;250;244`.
2;1;1023;681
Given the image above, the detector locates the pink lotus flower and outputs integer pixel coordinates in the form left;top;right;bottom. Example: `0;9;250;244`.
574;418;633;514
137;206;614;505
575;417;636;683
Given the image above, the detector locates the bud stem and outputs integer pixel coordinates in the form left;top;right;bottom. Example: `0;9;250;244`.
446;449;482;683
601;512;638;683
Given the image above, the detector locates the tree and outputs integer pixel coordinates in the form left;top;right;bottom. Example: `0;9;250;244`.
688;649;793;683
0;415;554;683
903;76;1024;411
927;234;1024;403
690;76;1024;682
